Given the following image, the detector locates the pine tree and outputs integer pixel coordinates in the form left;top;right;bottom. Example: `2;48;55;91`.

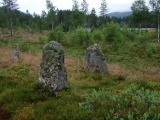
100;0;108;17
100;0;108;26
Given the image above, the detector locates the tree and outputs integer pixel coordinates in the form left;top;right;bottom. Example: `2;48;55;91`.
89;8;97;28
81;0;89;28
70;10;85;29
81;0;88;15
150;0;160;42
0;6;8;28
72;0;79;11
131;0;149;34
100;0;108;25
41;10;47;30
46;0;56;30
100;0;108;17
2;0;18;36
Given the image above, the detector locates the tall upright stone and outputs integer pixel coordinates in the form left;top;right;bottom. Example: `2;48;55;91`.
84;44;109;74
12;43;19;60
39;41;68;91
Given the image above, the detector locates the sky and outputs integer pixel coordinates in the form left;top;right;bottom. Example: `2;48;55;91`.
0;0;150;15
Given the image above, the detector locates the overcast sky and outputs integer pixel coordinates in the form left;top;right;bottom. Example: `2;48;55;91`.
0;0;150;15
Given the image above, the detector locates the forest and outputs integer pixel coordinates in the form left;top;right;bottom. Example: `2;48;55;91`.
0;0;160;119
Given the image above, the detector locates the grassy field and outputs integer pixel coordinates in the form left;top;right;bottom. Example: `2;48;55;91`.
0;33;160;120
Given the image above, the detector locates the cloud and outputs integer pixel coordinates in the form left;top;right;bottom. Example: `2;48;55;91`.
1;0;135;15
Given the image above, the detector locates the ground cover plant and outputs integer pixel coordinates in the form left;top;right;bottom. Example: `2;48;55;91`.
0;22;160;120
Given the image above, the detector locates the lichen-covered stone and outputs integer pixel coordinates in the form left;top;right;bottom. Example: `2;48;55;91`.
84;44;109;74
39;41;68;91
12;43;19;60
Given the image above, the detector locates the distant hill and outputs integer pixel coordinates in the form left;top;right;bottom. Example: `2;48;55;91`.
107;11;132;18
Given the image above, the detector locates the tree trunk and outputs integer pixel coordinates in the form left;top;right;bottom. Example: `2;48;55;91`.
52;20;54;31
10;21;13;36
158;12;160;42
140;23;142;35
10;12;13;36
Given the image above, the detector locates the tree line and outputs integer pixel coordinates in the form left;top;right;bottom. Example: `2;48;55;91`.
0;0;159;41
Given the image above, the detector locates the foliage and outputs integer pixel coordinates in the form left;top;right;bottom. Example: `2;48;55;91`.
131;0;149;27
19;40;29;52
0;35;160;120
2;0;19;36
38;34;48;44
81;0;88;14
121;24;135;41
70;27;90;47
103;22;125;44
8;65;29;75
72;0;80;11
79;85;160;119
91;29;104;42
0;38;9;47
100;0;108;17
48;26;64;43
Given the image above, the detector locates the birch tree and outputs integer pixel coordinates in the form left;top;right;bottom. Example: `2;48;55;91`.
150;0;160;42
131;0;149;35
46;0;56;30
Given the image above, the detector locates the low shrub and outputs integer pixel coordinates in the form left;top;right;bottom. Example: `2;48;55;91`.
9;65;29;75
38;34;48;44
79;85;160;119
0;38;9;47
135;32;155;44
121;25;135;41
19;40;29;52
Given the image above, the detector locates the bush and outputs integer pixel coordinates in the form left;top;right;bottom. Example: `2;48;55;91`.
121;25;135;41
70;27;90;47
48;26;64;43
91;29;104;42
145;44;153;58
136;33;150;44
0;38;9;47
102;22;125;44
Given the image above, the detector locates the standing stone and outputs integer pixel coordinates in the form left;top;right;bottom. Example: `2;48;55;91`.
84;44;109;74
39;41;68;91
12;43;19;60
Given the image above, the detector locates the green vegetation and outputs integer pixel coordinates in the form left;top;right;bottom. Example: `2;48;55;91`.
0;0;160;119
0;22;160;119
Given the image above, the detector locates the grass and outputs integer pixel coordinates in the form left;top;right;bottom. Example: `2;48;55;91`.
0;34;160;119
